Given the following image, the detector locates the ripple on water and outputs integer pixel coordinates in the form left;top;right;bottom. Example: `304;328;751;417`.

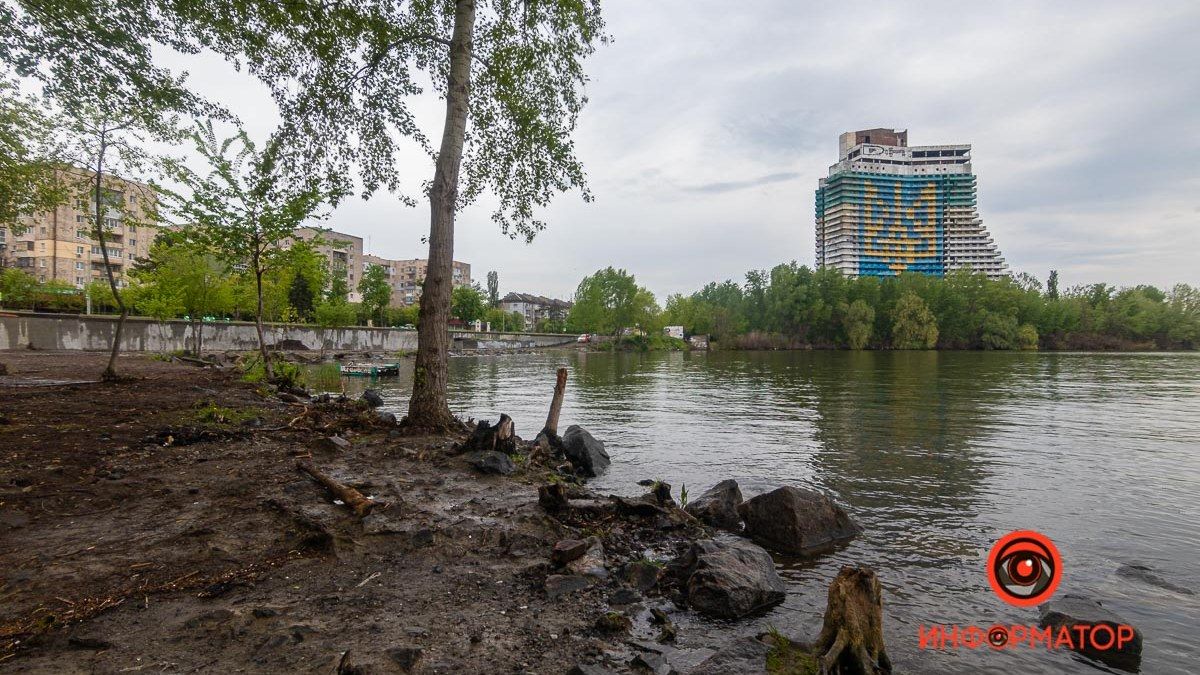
320;351;1200;675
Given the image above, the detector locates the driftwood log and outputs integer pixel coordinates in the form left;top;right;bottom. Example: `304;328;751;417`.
542;367;568;437
296;460;377;518
814;565;891;674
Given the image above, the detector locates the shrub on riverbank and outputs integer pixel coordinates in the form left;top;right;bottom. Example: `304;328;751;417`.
664;265;1199;351
595;334;687;352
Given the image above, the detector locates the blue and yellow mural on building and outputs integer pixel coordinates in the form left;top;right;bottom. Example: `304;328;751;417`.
816;172;978;278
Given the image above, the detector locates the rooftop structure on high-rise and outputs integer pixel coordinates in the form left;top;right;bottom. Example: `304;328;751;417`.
815;128;1007;279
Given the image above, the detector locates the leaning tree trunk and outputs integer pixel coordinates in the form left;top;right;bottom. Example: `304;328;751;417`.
253;256;273;379
814;565;892;674
406;0;476;431
93;129;126;382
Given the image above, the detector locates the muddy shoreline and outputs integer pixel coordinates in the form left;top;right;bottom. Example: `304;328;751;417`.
0;351;826;674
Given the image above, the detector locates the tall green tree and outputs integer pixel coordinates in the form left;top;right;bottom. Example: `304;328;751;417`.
6;0;608;429
1047;270;1060;300
892;292;939;349
451;284;488;326
0;76;65;227
131;236;233;356
359;263;392;326
567;267;658;339
486;270;499;308
841;299;875;350
162;121;341;379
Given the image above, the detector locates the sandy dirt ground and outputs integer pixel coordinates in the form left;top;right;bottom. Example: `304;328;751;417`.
0;352;707;674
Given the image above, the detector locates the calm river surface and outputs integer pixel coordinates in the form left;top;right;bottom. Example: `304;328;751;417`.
328;350;1200;674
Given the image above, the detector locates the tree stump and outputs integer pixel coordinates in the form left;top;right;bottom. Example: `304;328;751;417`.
463;414;517;455
814;565;891;674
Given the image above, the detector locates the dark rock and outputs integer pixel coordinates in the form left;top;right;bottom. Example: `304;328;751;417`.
609;586;642;605
566;539;608;579
545;574;591;599
375;410;397;425
466;450;516;475
277;392;307;404
630;650;671;674
552;539;590;566
386;645;423;671
251;607;279;618
404;626;429;638
690;636;771;675
642;481;675;507
1039;594;1142;671
619;560;662;592
637;479;656;487
562;425;611;477
361;389;384;408
672;539;786;619
1116;563;1194;595
738;485;861;556
685;480;743;531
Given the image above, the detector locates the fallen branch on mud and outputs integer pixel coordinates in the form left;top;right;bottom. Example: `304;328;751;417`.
295;460;379;518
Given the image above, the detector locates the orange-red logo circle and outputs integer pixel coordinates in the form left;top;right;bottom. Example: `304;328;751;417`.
987;530;1062;607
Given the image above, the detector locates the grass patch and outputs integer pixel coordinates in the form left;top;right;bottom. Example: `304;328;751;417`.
765;627;819;675
193;401;257;426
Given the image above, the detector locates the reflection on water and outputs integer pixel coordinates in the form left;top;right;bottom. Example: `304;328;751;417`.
320;351;1200;675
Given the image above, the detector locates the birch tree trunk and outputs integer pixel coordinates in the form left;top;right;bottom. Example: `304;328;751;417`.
406;0;475;431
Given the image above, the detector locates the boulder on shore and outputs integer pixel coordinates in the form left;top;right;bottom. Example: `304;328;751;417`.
685;479;744;531
689;635;771;675
1038;595;1143;671
361;389;384;408
466;450;516;476
562;425;611;477
671;538;786;620
738;486;861;556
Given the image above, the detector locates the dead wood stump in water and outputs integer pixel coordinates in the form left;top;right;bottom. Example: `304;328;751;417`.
814;565;891;674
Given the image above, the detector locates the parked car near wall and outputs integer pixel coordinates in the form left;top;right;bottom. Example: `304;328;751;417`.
577;333;590;343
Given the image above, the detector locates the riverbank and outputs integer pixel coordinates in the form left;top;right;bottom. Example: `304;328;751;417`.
0;352;834;673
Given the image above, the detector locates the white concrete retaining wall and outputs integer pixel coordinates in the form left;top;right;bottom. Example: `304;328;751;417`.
0;312;575;353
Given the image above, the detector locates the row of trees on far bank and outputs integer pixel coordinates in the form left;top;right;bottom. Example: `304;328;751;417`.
562;264;1200;351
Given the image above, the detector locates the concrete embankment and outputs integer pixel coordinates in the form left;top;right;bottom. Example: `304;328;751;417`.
0;311;576;353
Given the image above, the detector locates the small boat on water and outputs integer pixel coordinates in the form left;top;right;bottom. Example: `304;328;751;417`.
339;363;401;377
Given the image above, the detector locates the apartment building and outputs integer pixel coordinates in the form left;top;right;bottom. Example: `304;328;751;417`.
286;227;365;302
364;254;472;307
0;172;158;288
815;128;1008;279
498;292;572;328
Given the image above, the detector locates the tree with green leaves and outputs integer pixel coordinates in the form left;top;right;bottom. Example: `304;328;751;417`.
451;284;488;326
6;0;608;429
841;299;875;350
358;263;392;326
162;121;341;379
0;267;36;308
288;273;315;321
891;292;939;349
0;75;65;227
567;267;658;340
486;270;499;308
1047;270;1060;300
131;235;233;356
314;297;357;357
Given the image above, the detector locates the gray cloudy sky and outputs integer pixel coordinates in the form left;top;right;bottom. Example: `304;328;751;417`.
163;0;1200;301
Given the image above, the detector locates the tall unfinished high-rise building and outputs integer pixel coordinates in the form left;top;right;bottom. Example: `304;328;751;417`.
815;128;1007;279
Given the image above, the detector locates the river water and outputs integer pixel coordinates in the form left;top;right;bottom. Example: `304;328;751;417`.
325;350;1200;674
